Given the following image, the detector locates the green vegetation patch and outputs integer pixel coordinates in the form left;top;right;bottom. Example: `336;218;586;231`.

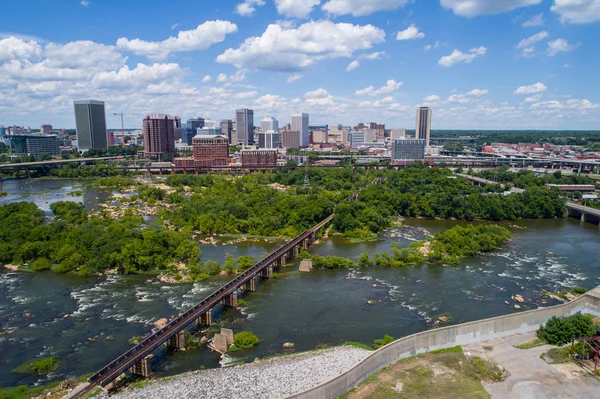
515;338;546;349
11;357;60;374
0;191;7;197
537;314;596;346
233;331;260;349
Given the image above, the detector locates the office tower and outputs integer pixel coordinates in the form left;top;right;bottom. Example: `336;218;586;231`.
416;107;432;147
291;113;309;147
392;139;426;160
236;108;254;145
40;124;53;134
73;100;107;151
192;134;229;168
142;114;176;160
258;130;281;149
350;131;365;148
282;130;300;149
260;117;279;133
186;117;205;145
0;126;5;139
10;134;60;157
173;117;182;141
221;119;233;143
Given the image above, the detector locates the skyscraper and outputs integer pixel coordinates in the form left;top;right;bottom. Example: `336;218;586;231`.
416;107;432;147
220;119;233;143
73;100;107;151
185;118;205;145
260;117;279;133
142;114;176;160
236;108;254;146
291;113;309;147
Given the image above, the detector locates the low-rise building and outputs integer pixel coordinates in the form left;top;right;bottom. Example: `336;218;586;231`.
192;134;229;167
10;134;60;157
241;149;277;168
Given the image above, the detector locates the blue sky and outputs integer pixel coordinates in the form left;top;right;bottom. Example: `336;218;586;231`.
1;0;599;130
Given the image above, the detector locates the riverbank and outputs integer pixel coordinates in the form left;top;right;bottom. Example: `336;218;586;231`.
107;346;370;399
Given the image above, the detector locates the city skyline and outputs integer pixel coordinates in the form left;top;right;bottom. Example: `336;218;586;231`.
0;1;599;130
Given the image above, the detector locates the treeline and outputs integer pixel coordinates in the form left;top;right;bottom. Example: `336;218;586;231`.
304;224;511;269
431;130;600;146
473;167;594;189
0;201;200;276
49;163;133;178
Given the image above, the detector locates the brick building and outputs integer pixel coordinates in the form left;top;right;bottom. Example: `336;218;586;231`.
241;149;277;168
143;114;175;160
192;134;229;167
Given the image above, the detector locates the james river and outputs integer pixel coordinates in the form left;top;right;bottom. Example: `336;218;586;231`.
1;178;599;389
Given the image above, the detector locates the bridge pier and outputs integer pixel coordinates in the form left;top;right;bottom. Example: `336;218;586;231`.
581;213;586;222
242;277;257;292
195;310;213;327
221;292;238;307
259;265;273;279
278;254;287;268
130;354;154;378
166;330;186;350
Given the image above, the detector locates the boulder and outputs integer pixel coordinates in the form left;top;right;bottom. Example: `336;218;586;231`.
438;316;448;323
514;304;521;309
367;300;375;305
200;336;208;344
283;342;295;349
514;295;525;303
154;318;168;329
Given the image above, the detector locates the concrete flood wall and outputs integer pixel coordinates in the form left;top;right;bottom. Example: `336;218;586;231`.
287;288;600;399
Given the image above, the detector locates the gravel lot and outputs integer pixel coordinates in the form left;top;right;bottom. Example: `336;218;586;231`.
110;346;370;399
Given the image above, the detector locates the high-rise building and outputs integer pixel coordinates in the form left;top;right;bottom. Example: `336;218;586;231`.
73;100;107;151
10;134;60;157
142;114;176;160
258;130;281;149
416;107;432;147
173;117;182;141
186;118;205;145
392;139;426;160
260;117;279;133
291;113;309;147
192;134;229;168
282;130;300;149
40;124;53;134
0;126;5;139
221;119;233;143
236;108;254;145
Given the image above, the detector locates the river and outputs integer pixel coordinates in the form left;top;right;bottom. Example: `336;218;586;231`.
0;178;598;389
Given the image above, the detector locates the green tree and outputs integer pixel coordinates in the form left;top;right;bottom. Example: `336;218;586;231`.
223;253;236;274
237;255;255;271
233;331;260;349
567;314;596;339
538;316;574;346
205;260;221;276
358;252;373;268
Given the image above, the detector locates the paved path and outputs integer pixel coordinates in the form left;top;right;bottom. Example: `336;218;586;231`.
463;332;600;399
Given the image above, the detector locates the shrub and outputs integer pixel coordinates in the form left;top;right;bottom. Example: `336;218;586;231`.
537;316;574;346
233;331;260;349
373;334;394;349
30;258;51;271
12;357;60;374
571;287;587;295
568;314;596;339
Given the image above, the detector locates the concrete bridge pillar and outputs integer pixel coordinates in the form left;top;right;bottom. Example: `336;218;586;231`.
302;239;309;250
130;354;154;378
195;310;213;327
167;330;186;350
221;292;238;307
259;265;273;279
279;254;287;268
581;213;586;222
242;277;256;292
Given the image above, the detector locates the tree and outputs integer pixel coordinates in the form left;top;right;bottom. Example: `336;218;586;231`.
205;260;221;276
358;253;373;268
223;253;236;274
567;314;595;339
537;316;574;346
237;255;255;271
233;331;260;349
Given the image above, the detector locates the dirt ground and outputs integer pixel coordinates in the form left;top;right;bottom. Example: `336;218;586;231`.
463;331;600;399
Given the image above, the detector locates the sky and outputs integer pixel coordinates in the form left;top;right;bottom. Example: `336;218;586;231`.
0;0;599;130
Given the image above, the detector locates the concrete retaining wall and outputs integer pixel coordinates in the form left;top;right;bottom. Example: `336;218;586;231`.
287;287;600;399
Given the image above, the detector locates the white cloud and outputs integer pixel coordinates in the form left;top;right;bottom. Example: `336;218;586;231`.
358;51;385;60
531;98;599;110
517;31;548;49
43;41;124;70
467;88;488;96
322;0;409;17
396;25;425;40
216;71;246;84
546;38;578;56
116;20;238;61
514;82;547;95
440;0;542;17
551;0;600;24
202;75;212;82
170;23;180;30
423;41;442;51
216;20;385;72
235;0;265;16
346;60;360;71
80;0;90;6
520;46;536;57
304;88;331;99
448;94;470;103
424;94;440;102
233;90;258;99
525;94;543;102
286;73;302;83
0;36;42;62
438;46;487;67
275;0;321;18
522;13;544;27
355;79;402;96
91;63;182;88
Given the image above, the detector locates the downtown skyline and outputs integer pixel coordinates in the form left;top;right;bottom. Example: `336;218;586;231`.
0;0;599;130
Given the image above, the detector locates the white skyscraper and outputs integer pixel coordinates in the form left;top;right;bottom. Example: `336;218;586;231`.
260;117;279;133
291;113;309;147
416;107;432;147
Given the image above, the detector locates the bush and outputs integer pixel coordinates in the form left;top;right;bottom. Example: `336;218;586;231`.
537;316;573;346
0;191;7;197
373;334;394;349
233;331;260;349
568;314;596;339
12;357;60;374
29;258;51;271
571;287;587;295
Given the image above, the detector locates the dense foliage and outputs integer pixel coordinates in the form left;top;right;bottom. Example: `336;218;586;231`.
11;357;60;374
473;167;594;190
537;314;596;346
233;331;260;349
48;162;132;178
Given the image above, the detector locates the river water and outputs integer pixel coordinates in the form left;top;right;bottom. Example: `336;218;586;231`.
0;179;599;388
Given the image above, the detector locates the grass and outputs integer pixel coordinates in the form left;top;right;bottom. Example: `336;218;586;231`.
515;338;546;349
340;347;494;399
11;357;60;374
543;347;572;364
0;381;61;399
343;341;375;351
129;379;153;390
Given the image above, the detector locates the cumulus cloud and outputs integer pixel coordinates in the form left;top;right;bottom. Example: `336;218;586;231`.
216;20;385;72
423;94;440;102
546;38;579;56
235;0;265;16
304;88;331;99
0;36;42;62
286;73;302;83
202;75;212;82
551;0;600;24
467;88;488;96
525;94;543;102
517;31;548;49
396;25;425;40
440;0;542;17
116;20;238;60
531;98;599;110
514;82;547;95
355;79;402;96
423;41;443;51
216;71;246;84
275;0;321;18
43;41;124;69
91;63;181;88
80;0;90;6
346;60;360;71
358;51;385;60
438;46;487;67
322;0;409;17
522;13;544;27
